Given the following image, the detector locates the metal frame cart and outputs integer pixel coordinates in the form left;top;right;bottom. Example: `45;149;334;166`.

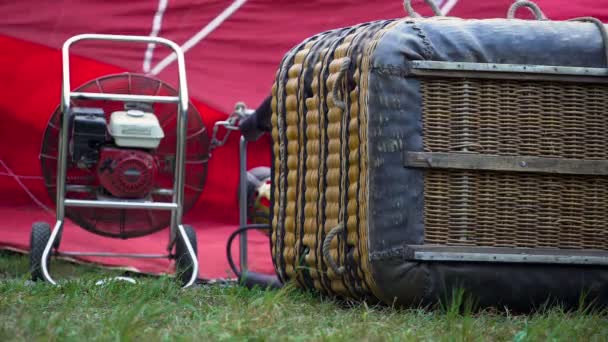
214;103;281;288
32;34;198;288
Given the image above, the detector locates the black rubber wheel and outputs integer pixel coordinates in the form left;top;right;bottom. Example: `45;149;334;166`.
30;222;52;281
175;225;198;286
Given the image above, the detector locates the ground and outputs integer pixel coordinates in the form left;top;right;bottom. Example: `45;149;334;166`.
0;251;606;341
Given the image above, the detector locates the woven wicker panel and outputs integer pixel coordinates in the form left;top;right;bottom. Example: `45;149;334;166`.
302;49;326;291
305;26;368;297
284;49;306;277
344;24;389;297
274;39;319;283
301;31;348;294
271;40;306;283
309;22;398;297
303;27;367;297
422;79;608;250
270;21;398;298
274;26;368;296
304;41;343;295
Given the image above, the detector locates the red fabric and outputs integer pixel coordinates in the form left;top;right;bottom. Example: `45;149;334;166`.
1;1;606;113
0;1;607;279
0;35;273;278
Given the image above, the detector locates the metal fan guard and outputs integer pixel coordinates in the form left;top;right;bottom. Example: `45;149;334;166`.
40;73;210;238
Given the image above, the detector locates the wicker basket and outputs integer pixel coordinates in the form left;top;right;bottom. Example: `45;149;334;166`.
269;14;608;309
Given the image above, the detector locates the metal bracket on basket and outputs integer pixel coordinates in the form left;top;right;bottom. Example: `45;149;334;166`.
209;101;256;274
238;135;250;274
403;152;608;176
399;245;608;266
409;61;608;83
210;102;255;153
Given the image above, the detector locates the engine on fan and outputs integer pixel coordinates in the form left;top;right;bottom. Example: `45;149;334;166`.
70;106;165;199
97;148;157;198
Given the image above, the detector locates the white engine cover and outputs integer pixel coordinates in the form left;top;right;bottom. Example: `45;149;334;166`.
109;110;165;149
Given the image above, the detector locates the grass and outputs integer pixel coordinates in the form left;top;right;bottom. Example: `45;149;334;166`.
1;250;607;341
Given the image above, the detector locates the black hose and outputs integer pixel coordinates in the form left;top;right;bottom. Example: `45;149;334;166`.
226;224;282;289
226;224;271;278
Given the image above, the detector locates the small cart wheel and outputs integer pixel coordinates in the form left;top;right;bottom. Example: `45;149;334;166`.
175;225;198;286
30;221;52;281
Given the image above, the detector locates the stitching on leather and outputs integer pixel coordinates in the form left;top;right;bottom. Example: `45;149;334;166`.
405;20;435;60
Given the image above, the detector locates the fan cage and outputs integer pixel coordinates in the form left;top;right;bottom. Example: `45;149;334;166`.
41;73;210;238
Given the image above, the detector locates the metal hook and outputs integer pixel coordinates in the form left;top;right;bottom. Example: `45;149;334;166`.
209;102;255;151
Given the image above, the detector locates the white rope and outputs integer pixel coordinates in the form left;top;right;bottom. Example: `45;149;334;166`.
143;0;169;73
149;0;248;76
0;160;53;215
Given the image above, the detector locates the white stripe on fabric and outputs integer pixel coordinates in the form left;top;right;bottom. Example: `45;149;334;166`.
143;0;169;73
0;160;52;215
441;0;460;15
150;0;248;76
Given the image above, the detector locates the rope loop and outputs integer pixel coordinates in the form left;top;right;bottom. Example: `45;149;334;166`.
332;57;351;110
322;223;345;275
507;0;547;20
403;0;443;18
568;17;608;67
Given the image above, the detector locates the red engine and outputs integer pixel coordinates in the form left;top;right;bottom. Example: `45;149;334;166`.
97;147;158;198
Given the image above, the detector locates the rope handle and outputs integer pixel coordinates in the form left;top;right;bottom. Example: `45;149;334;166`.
332;57;351;111
403;0;443;18
568;17;608;67
507;2;608;68
322;223;345;275
507;0;547;20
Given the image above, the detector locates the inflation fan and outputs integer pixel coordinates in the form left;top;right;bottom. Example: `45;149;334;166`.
30;34;207;287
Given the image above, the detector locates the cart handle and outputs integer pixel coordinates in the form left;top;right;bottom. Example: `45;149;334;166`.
61;34;189;115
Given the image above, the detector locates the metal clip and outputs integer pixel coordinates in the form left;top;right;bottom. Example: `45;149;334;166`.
209;102;255;152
